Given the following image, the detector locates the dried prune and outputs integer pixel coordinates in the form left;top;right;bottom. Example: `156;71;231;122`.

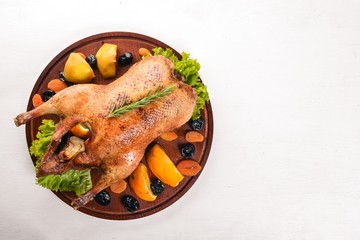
180;143;195;159
86;54;97;68
188;117;204;131
151;179;165;195
94;190;111;206
41;90;56;102
121;195;139;212
118;52;133;65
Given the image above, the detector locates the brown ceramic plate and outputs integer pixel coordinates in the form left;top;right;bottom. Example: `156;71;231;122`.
25;32;213;220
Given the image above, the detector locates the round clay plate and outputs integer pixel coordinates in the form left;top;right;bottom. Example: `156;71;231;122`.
25;32;213;220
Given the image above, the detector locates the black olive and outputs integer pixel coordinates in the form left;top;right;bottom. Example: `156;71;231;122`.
151;179;165;195
118;52;133;66
58;71;68;82
121;195;139;212
180;143;195;159
41;90;56;102
188;117;204;131
86;54;97;68
94;190;111;206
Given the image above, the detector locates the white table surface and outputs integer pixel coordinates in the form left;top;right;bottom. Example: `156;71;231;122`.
2;0;360;239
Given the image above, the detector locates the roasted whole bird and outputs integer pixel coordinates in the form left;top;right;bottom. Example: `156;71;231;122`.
14;55;197;209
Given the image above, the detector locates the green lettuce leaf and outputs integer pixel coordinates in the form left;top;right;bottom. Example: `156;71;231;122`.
29;119;56;170
152;47;209;120
36;170;92;196
29;119;92;196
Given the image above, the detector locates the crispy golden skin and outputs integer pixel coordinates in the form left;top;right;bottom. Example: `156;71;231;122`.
14;56;196;209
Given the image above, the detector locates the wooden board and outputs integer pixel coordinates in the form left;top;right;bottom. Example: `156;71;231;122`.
25;32;213;220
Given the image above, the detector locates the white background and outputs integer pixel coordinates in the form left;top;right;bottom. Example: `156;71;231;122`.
1;0;360;239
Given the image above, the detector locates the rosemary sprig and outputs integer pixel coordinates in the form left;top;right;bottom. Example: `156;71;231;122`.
108;84;177;118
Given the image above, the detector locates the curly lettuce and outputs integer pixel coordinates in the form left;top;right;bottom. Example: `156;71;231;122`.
36;170;92;196
29;119;92;196
152;47;209;120
29;119;56;171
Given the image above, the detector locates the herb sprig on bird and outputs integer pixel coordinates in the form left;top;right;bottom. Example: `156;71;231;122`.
108;84;177;118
